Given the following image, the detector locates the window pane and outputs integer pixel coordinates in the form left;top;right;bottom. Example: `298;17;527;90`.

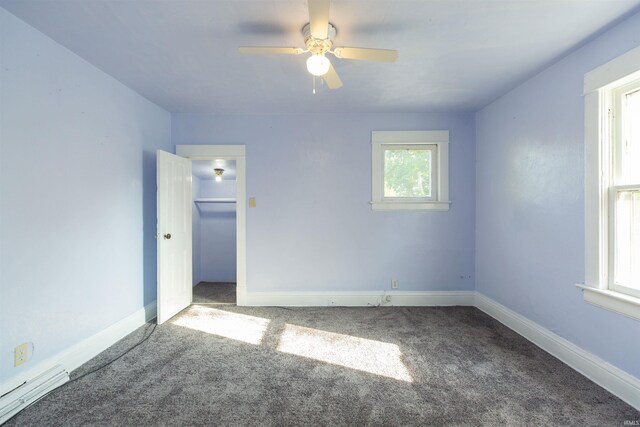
615;189;640;291
384;148;432;198
622;89;640;184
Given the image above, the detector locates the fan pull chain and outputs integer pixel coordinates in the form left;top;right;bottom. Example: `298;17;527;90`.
312;76;316;95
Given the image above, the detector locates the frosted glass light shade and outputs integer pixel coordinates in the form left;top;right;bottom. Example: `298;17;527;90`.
306;54;330;76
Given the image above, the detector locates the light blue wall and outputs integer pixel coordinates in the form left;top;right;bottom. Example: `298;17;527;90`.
7;0;638;400
197;180;237;282
172;112;476;292
0;9;171;387
475;11;640;377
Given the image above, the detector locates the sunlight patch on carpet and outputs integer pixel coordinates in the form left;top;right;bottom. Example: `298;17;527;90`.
172;306;270;345
277;324;413;382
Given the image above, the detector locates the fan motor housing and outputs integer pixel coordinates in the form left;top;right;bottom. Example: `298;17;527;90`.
302;23;336;54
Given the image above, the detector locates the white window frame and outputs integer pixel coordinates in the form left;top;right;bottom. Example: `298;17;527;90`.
609;81;640;299
578;44;640;320
370;131;450;211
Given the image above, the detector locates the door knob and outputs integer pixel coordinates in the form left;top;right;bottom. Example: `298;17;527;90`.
164;233;172;240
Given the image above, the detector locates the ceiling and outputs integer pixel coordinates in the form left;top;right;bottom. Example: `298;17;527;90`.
192;159;236;180
2;0;639;114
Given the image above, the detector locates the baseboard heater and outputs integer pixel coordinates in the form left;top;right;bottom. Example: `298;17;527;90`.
0;365;69;424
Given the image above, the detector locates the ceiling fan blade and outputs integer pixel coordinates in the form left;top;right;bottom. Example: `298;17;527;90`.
333;47;398;62
238;47;305;55
323;63;343;89
308;0;330;39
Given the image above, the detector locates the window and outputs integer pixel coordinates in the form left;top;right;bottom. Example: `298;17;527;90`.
581;45;640;320
371;131;450;211
610;81;640;298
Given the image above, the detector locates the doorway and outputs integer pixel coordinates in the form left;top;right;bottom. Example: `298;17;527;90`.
176;145;247;306
191;159;237;304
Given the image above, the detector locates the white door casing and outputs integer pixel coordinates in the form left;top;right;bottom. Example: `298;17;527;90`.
157;150;193;324
175;145;247;306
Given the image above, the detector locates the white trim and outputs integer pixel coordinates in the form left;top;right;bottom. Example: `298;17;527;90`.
245;290;474;307
372;130;450;143
584;91;608;289
143;302;157;321
248;290;640;409
0;301;156;412
236;157;247;306
584;45;640;94
475;293;640;410
0;366;69;424
437;139;449;205
576;284;640;321
583;46;640;315
371;131;450;211
611;184;640;191
370;201;451;211
176;144;245;158
176;145;248;306
60;300;156;372
2;292;639;416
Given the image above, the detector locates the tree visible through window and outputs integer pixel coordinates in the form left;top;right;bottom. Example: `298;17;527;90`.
383;148;433;198
371;130;449;211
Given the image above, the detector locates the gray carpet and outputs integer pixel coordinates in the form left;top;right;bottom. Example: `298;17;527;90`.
5;306;638;426
193;282;236;304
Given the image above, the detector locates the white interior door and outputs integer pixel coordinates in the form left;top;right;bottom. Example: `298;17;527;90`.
157;150;192;324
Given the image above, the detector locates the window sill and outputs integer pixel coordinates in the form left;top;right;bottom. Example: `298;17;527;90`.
576;284;640;321
370;201;450;211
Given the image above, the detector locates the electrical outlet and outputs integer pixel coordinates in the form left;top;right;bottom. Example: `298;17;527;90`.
391;279;398;289
14;343;29;367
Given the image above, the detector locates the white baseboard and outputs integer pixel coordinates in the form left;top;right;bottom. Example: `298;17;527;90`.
245;290;475;307
2;292;639;419
0;301;157;399
61;301;157;374
474;292;640;410
0;366;69;424
144;302;158;323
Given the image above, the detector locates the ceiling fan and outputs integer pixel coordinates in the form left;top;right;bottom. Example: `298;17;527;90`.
238;0;398;90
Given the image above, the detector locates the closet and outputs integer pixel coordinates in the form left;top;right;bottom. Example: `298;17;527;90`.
191;160;237;303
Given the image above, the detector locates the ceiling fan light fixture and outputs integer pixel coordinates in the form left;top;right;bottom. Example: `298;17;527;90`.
238;0;397;89
306;54;330;76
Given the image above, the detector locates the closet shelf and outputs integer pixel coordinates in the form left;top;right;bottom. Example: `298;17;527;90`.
194;198;236;204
